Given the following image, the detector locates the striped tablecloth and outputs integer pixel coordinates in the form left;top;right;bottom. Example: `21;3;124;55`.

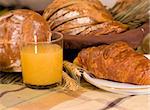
1;83;150;110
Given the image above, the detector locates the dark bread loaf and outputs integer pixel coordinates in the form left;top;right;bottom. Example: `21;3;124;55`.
0;9;50;72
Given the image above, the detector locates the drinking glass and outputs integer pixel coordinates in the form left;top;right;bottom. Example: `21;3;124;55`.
20;32;63;89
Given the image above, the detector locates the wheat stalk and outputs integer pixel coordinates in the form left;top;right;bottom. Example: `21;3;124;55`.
110;0;150;29
62;71;80;91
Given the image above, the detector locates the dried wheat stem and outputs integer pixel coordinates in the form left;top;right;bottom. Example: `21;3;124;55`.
62;71;80;91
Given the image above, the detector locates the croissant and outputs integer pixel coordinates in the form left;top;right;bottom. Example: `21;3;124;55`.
74;41;150;85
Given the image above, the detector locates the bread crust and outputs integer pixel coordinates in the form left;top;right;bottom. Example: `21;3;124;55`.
0;9;50;72
43;0;127;35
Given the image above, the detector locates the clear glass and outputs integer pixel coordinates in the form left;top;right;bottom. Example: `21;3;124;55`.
20;32;63;89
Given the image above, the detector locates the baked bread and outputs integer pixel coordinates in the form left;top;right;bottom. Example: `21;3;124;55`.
43;0;127;35
74;41;150;85
0;9;50;72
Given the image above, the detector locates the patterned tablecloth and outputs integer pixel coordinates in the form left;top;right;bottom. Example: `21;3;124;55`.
0;82;150;110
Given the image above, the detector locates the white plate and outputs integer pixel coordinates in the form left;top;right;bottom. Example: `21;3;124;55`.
144;54;150;60
82;72;150;95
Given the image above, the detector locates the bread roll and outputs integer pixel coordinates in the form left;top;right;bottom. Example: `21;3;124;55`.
43;0;127;35
0;9;50;72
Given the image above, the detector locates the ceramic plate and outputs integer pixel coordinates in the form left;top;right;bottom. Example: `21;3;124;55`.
82;72;150;95
144;54;150;60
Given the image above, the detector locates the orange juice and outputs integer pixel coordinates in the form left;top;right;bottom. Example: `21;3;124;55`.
21;44;63;86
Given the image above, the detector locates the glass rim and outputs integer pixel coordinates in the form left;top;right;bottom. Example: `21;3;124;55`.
50;32;63;43
23;32;63;44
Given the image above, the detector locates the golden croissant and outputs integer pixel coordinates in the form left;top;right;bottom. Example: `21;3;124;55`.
74;41;150;85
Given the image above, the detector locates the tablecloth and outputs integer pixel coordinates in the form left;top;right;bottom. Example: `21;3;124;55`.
0;82;150;110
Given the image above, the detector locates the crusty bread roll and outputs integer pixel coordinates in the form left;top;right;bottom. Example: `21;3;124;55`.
0;9;50;72
43;0;127;35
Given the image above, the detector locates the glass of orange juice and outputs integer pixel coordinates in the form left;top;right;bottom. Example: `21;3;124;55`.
20;32;63;89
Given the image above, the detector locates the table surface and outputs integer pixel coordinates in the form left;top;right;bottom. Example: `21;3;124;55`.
0;82;150;110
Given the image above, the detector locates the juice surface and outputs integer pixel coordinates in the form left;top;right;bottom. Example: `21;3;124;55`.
21;44;63;85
